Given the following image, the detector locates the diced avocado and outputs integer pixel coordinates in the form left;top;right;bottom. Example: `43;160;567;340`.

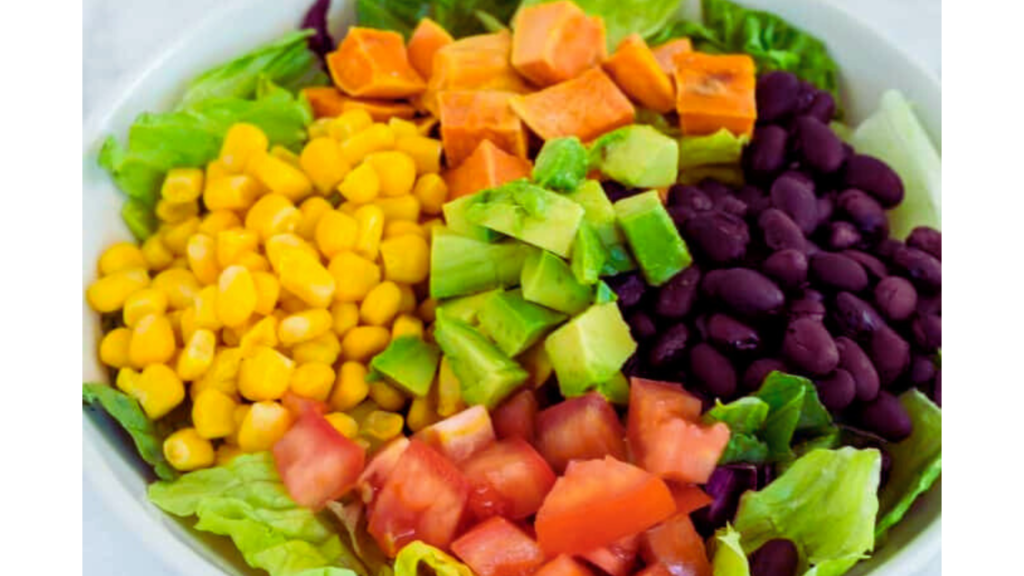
429;227;535;299
545;302;637;398
518;342;554;388
436;288;503;325
477;289;567;357
565;179;623;246
596;372;630;405
594;280;617;304
614;191;692;286
521;250;593;315
533;137;588;192
443;194;501;242
570;222;608;285
465;180;584;257
369;336;441;397
601;243;637;276
589;125;680;188
433;313;529;409
677;128;749;170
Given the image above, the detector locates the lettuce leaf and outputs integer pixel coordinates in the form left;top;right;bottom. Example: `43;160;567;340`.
706;397;769;434
711;524;751;576
82;383;178;481
518;0;682;49
394;542;475;576
326;501;393;576
732;447;881;576
356;0;520;39
875;390;941;541
677;128;749;170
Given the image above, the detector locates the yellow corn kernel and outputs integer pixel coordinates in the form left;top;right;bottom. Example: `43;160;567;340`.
359;281;402;327
151;268;200;310
251;272;281;316
277;289;310;314
374;195;421;223
417;298;438;323
164;428;215;471
330;361;370;411
278;250;336;308
379;234;430;284
123;288;169;328
407;394;440;433
341;326;391;362
296;196;334;240
193;347;242;400
239;315;278;357
278;309;334;346
220;123;269;172
198;210;243;236
421;218;446;243
237;401;294;452
388;117;419;139
163;217;202;255
167;257;190;271
271;145;302;169
192;285;222;331
347;399;380;426
265;233;319;272
397;284;417;314
338;200;358;215
365;151;417;198
337;163;380;205
176;308;194;345
391;314;424;340
412;173;448;215
330;302;360;337
99;328;133;369
141;235;175;271
186;233;220;286
301;137;351;194
99;242;147;276
206;158;231;181
128;313;176;368
353;204;385;260
248;152;313;202
245;193;301;241
360;410;405;442
216;444;244;466
161;167;205;203
177;328;217;381
237;252;271;273
315;210;359;259
227;404;250;445
239;346;295;401
215;229;259;268
134;364;186;419
155;199;200;224
217;265;258;327
327;252;382;305
291;331;341;365
383;220;426;241
395;136;443;175
324;412;359;438
289;362;336;401
330;109;374;141
308;118;333;140
192;388;238;440
86;268;150;313
115;367;141;395
437;356;465;417
341;124;396;165
203;175;264;211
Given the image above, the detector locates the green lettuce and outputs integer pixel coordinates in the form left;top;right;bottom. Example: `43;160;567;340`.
677;129;749;170
875;390;942;541
356;0;520;39
518;0;682;49
705;397;771;464
732;447;882;576
711;525;750;576
326;501;393;576
82;383;178;481
394;542;475;576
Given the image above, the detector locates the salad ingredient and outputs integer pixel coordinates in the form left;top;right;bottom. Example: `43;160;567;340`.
590;126;679;188
627;378;702;462
545;302;636;396
301;0;334;62
651;38;692;75
510;68;635;141
83;383;178;480
394;541;474;576
532;137;589;192
327;28;425;98
428;229;531;298
461;438;557;520
640;513;712;576
710;526;749;576
852;390;912;443
535;392;627;472
433;313;529;408
237;401;294;452
451;517;547;576
511;1;607;87
408;18;454;78
416;405;496;463
466;181;584;257
445;140;534;201
581;536;640;576
677;129;748;170
603;34;675;114
674;52;757;137
565;180;623;246
423;30;531;116
614;191;692;286
670;484;713;515
535;456;675;555
570;223;609;285
369;336;441;396
638;415;730;484
521;250;593;315
273;407;366;509
355;0;519;40
535;556;595;576
439;91;529;167
477;289;567;356
518;0;679;49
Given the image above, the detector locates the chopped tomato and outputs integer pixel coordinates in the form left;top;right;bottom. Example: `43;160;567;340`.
626;378;702;464
536;555;595;576
357;437;410;506
668;483;714;515
640;514;712;576
367;439;470;556
280;391;329;417
493;389;539;442
578;535;639;576
451;517;547;576
416;405;496;463
641;419;730;484
272;409;365;510
633;564;673;576
461;438;557;521
535;456;676;555
535;393;627;473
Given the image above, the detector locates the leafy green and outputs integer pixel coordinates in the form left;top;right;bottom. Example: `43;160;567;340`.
711;525;750;576
732;448;882;576
719;433;770;465
677;128;749;170
533;137;589;192
875;390;942;541
326;502;393;576
82;383;178;481
356;0;520;39
706;397;769;434
394;542;475;576
518;0;682;49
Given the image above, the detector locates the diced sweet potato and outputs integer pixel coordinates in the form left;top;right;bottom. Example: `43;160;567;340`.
341;98;417;122
510;68;635;142
603;34;675;114
408;18;454;79
303;87;348;119
327;27;426;98
439;91;529;167
422;31;531;116
652;38;693;75
674;52;757;137
444;140;533;200
512;1;607;87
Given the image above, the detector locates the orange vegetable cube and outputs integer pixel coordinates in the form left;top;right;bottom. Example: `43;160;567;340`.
407;18;453;79
652;38;693;75
302;86;348;119
512;0;607;87
341;97;417;123
603;34;676;114
327;27;426;99
674;52;757;137
510;68;635;142
421;30;531;116
439;91;529;168
444;140;533;200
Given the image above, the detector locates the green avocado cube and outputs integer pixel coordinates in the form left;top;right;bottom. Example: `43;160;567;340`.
437;289;502;326
601;243;637;276
521;250;593;315
465;180;584;257
369;336;441;397
594;280;617;304
477;289;567;357
596;372;630;405
433;313;529;409
565;179;623;246
545;302;637;398
614;191;692;286
590;125;679;188
533;137;588;192
570;222;608;285
443;194;501;242
429;227;535;299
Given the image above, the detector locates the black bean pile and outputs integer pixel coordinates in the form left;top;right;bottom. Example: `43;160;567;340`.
605;71;941;445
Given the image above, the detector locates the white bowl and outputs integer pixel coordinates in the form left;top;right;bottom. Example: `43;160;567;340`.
82;0;941;574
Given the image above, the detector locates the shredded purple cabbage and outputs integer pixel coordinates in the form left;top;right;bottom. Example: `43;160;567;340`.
302;0;335;63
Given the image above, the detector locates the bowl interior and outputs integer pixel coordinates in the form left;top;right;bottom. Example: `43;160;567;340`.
82;1;940;574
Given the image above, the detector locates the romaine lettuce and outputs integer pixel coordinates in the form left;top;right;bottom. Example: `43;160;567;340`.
82;383;178;481
517;0;682;49
711;525;751;576
356;0;520;39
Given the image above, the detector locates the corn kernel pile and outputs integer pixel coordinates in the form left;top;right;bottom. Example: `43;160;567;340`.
87;111;462;472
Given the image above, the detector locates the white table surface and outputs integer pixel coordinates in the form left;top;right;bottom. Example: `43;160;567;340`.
82;1;941;574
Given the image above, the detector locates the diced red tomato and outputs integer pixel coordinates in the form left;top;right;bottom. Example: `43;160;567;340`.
668;483;714;515
626;378;702;464
461;438;557;521
535;393;627;473
357;437;410;506
535;456;676;555
641;419;730;484
272;409;366;510
578;535;639;576
367;439;470;556
639;514;712;576
536;555;595;576
633;564;673;576
493;389;539;442
416;405;496;463
281;391;329;417
451;517;547;576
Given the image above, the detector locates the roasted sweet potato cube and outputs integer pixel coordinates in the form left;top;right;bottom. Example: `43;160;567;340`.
509;68;635;142
303;87;349;119
444;140;533;200
327;27;426;98
439;91;529;167
408;18;454;79
342;98;416;122
422;31;531;116
674;52;757;137
652;38;693;75
603;34;676;114
512;1;607;87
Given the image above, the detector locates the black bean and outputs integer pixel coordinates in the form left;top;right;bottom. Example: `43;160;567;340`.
601;180;640;203
810;252;869;292
816;369;857;411
716;196;749;218
795;116;845;174
843;154;905;207
835;336;880;402
667;184;713;211
655;266;702;320
746;126;789;181
907;354;937;389
736;185;766;206
869;326;911;386
803;288;826;302
759;208;806;252
892;247;942;292
880;449;894;487
750;539;799;576
699;179;733;202
805;91;837;123
788;297;826;323
627;310;657;341
831;292;885;338
707;269;786;318
667;204;697;228
874;276;918;321
854;390;913;441
756;71;800;122
770;172;818;234
876;238;904;262
911;314;942;352
683;211;750;265
783;318;840;376
932;370;942;406
837;189;889;240
917;292;942;316
648;323;691;368
708;314;761;354
794;80;818;115
690;343;738;399
827;222;862;250
907;226;941;260
608;273;647;308
743;358;788;391
843;250;889;281
763;249;808;290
